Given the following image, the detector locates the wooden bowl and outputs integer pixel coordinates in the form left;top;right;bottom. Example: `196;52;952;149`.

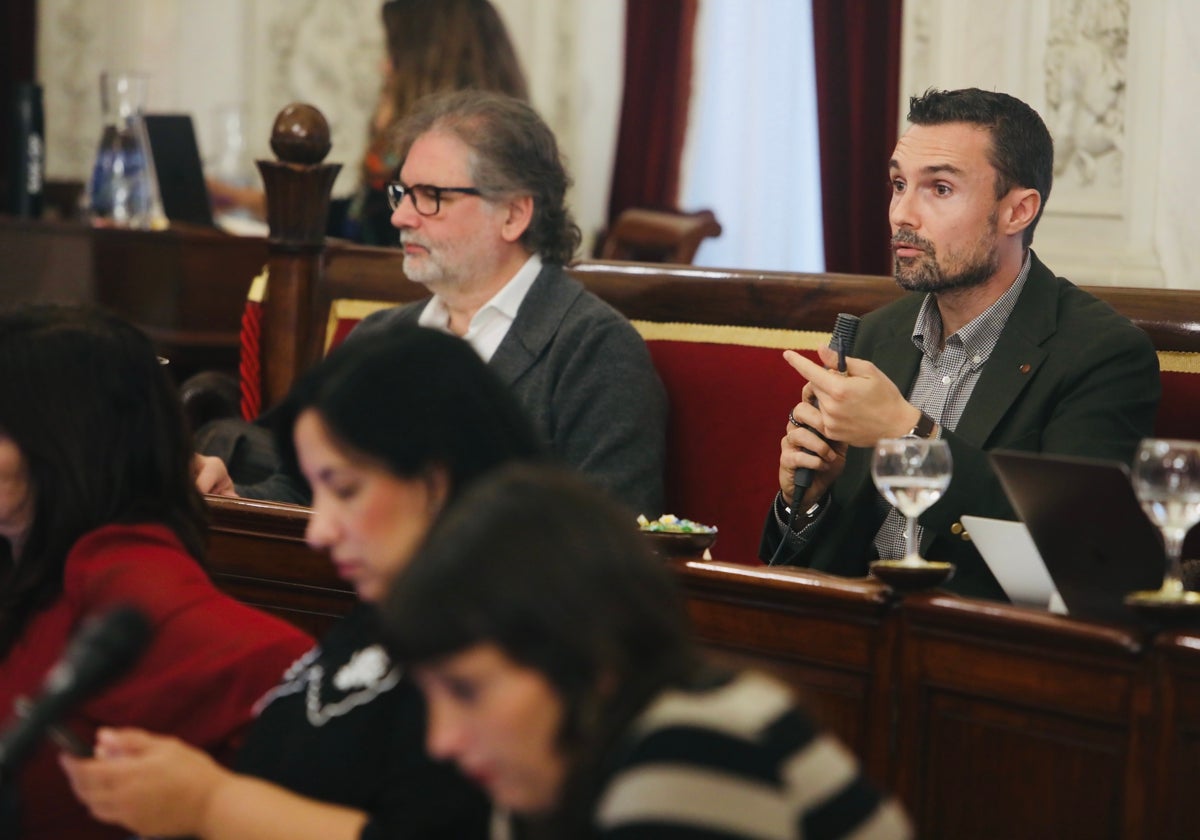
641;529;718;558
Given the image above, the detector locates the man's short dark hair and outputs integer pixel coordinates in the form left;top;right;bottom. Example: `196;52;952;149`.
394;90;582;265
908;88;1054;247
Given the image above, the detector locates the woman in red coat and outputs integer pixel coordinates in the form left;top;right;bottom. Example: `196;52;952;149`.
0;305;312;840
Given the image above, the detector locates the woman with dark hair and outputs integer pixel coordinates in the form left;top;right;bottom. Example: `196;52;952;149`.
64;325;543;839
382;464;913;839
0;304;312;840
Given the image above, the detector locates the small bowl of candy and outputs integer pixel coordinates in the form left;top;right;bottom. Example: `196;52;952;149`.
637;514;718;558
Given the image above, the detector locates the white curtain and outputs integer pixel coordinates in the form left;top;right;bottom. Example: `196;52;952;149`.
678;0;824;272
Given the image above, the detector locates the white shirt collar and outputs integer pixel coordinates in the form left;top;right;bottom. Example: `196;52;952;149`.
417;254;543;362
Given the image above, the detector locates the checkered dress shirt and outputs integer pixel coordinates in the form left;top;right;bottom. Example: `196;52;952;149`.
872;252;1032;559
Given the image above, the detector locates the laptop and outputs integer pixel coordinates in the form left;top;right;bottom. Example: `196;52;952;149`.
144;113;215;226
987;450;1164;623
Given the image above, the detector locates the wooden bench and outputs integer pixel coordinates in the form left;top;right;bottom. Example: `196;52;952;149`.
269;251;1200;566
202;148;1200;566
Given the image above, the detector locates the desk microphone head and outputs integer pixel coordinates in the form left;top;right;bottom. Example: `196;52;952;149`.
830;313;861;370
0;605;152;773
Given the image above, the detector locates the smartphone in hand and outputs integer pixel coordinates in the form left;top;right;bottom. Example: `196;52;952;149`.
13;696;93;757
47;723;92;758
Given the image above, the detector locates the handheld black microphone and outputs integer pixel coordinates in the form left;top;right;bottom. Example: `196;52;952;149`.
0;605;152;772
792;313;861;498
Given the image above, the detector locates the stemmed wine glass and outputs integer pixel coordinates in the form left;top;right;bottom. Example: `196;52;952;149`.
869;438;953;584
1129;438;1200;604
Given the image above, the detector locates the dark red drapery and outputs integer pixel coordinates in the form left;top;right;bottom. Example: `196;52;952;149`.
606;0;698;225
811;0;904;276
609;0;903;273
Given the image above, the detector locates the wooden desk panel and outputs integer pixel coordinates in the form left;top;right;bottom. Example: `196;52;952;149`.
92;223;266;380
205;495;353;637
0;217;95;305
674;560;896;779
1148;632;1200;839
895;594;1152;839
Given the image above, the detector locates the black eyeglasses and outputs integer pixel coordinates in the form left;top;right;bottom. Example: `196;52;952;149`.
386;182;483;216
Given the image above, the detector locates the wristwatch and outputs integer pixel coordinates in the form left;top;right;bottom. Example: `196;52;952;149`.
905;409;938;439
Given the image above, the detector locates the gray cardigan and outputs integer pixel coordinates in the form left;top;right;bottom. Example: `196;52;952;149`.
353;263;668;516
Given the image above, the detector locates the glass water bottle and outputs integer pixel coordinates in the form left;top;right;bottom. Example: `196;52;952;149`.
87;72;165;228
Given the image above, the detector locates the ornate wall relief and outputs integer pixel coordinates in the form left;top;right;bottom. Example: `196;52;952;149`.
900;0;1168;287
250;0;382;196
38;0;107;180
1044;0;1128;203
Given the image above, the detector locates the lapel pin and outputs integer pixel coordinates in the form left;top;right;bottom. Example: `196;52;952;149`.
1019;363;1032;374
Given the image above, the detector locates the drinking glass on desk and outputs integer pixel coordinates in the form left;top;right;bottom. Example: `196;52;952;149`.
1131;438;1200;600
871;437;952;566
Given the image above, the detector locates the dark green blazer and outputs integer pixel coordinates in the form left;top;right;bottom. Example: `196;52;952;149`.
761;251;1161;600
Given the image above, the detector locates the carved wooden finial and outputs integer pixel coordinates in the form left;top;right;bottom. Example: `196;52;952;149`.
256;102;342;407
269;103;332;165
257;102;341;250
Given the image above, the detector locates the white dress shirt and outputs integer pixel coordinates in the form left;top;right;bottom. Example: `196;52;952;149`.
416;254;543;361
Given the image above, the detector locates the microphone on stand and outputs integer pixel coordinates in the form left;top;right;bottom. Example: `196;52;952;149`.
0;605;152;773
791;312;861;500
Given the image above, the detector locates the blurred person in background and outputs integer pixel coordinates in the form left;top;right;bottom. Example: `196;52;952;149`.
344;0;528;244
0;304;311;840
206;0;527;244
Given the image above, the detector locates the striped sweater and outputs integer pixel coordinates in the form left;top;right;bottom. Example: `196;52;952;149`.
591;670;911;839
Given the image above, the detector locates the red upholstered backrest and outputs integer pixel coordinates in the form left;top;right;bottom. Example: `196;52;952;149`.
244;286;1200;568
319;307;827;565
634;322;829;565
1155;356;1200;440
322;299;396;354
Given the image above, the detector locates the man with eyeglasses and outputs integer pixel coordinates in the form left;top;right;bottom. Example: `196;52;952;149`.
348;91;666;515
198;90;667;517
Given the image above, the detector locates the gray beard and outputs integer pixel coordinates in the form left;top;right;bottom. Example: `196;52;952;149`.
401;252;444;288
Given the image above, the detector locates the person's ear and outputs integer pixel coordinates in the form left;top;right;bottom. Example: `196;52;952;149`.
424;467;452;517
1001;187;1040;237
500;194;534;243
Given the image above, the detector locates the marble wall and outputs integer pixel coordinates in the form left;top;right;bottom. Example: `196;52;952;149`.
901;0;1199;289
